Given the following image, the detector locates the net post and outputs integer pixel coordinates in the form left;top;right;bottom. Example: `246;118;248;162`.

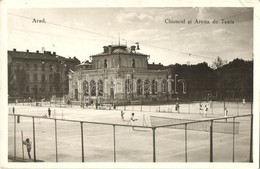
210;120;213;162
249;101;253;162
80;122;85;162
232;117;235;162
185;123;188;162
152;127;156;162
32;117;37;162
54;119;58;162
14;115;16;161
113;125;116;162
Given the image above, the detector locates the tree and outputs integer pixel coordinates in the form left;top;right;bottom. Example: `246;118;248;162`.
211;56;228;70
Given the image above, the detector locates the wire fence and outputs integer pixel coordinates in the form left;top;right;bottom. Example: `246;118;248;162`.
10;99;252;117
8;112;253;162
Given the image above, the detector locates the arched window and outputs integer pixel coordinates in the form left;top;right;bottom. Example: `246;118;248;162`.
104;59;108;68
161;79;168;93
125;79;129;94
97;80;103;96
144;80;150;95
90;80;96;96
132;59;135;68
152;80;157;94
82;81;89;96
137;79;142;96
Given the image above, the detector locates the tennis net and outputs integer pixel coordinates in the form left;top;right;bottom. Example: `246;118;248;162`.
150;116;239;134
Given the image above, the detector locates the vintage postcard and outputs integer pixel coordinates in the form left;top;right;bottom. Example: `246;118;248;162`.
0;0;259;169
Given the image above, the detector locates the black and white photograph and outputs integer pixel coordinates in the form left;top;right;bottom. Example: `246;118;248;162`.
0;0;259;169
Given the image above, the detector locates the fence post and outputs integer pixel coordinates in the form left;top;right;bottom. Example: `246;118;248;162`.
80;122;84;162
14;115;16;161
54;119;58;162
152;127;156;162
237;101;239;116
185;124;187;162
232;117;235;162
210;120;213;162
113;125;116;162
249;101;253;162
21;130;24;160
211;101;213;115
32;117;36;162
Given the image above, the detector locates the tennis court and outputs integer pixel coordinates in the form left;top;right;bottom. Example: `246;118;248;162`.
8;101;252;162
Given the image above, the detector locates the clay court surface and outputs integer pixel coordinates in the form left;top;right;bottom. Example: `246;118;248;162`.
8;101;252;162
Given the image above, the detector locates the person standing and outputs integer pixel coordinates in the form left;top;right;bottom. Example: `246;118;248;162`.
199;103;203;116
48;108;51;118
121;111;125;121
129;113;138;130
175;102;180;113
23;138;32;159
203;105;208;118
224;107;228;122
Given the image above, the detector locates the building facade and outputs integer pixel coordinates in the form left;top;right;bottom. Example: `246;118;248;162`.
8;49;80;100
69;44;174;104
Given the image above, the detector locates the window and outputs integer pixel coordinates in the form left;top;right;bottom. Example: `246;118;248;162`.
82;81;89;96
90;80;96;96
57;65;60;71
26;64;29;70
49;86;52;92
49;74;53;82
132;59;135;68
144;80;150;95
161;80;168;93
152;80;158;94
16;63;20;70
137;79;143;96
27;74;30;82
104;59;108;68
33;74;37;82
26;85;29;92
34;64;37;71
42;75;45;82
97;80;103;96
42;64;45;71
50;65;53;71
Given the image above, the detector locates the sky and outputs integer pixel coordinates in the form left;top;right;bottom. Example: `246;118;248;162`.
8;7;253;66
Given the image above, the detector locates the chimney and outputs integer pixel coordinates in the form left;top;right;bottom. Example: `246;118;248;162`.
13;48;16;52
53;52;56;55
153;62;155;65
26;49;29;52
130;46;136;53
103;46;108;54
36;50;39;53
108;45;112;54
159;62;161;65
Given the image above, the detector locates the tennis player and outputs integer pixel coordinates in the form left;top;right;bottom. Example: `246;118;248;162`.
129;113;138;130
